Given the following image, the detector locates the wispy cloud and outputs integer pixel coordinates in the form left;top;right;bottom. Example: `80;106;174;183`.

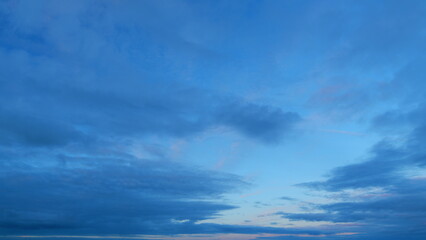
319;129;366;137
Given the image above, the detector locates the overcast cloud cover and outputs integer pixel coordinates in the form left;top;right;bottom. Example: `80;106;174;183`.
1;0;426;240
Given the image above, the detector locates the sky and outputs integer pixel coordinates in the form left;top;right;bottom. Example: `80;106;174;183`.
1;0;426;239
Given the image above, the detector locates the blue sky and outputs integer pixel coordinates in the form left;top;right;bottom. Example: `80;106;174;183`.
1;0;426;239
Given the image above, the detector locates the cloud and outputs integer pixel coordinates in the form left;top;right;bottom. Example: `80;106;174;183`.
217;102;300;143
0;108;87;147
0;1;305;237
0;1;300;146
284;104;426;239
279;196;296;201
277;179;426;239
2;0;426;239
0;149;333;238
0;154;249;235
302;109;426;192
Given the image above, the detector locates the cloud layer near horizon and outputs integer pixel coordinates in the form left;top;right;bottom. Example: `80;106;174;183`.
276;105;426;240
0;0;302;237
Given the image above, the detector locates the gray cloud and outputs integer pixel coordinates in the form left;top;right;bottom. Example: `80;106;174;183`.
286;104;426;239
0;154;245;235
